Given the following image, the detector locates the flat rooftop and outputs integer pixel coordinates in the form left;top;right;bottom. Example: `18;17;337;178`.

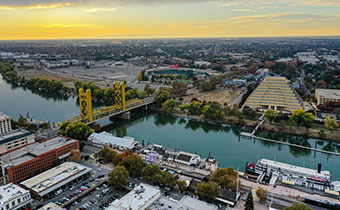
89;132;137;149
0;136;78;167
258;159;330;179
0;129;32;145
148;196;217;210
0;112;10;121
21;162;92;196
316;89;340;99
108;184;161;210
0;183;29;204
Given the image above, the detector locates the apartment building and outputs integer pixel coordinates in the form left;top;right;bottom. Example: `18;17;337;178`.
315;89;340;105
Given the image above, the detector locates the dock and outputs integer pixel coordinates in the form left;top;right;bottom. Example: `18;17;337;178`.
240;132;340;157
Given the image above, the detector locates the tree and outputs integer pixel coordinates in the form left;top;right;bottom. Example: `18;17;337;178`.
188;101;202;115
195;182;219;203
68;149;81;162
284;203;311;210
265;109;277;124
291;109;315;129
316;80;326;88
142;164;161;179
172;82;187;97
210;167;239;191
324;117;339;130
59;122;94;141
244;191;254;210
100;146;120;165
242;107;257;120
120;153;145;177
201;102;225;120
162;172;177;189
108;166;129;190
256;187;267;203
162;99;177;112
154;89;170;107
177;180;187;192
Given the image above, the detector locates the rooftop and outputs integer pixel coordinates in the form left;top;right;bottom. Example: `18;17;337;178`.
0;183;30;205
21;162;92;196
316;89;340;99
38;202;66;210
108;184;161;210
0;113;10;121
88;132;137;149
0;136;78;167
149;196;217;210
0;129;33;145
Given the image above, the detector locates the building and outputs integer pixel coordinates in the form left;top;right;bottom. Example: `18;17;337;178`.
175;152;201;166
0;113;12;135
88;132;138;151
0;130;35;156
243;77;304;112
20;162;92;200
315;89;340;105
205;157;218;172
0;136;79;185
107;184;161;210
148;196;218;210
0;183;32;210
38;202;66;210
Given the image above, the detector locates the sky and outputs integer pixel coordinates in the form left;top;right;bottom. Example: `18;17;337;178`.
0;0;340;39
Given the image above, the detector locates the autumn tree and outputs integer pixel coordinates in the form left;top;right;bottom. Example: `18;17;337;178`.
59;122;94;141
120;153;145;177
291;109;315;129
172;82;187;97
195;182;219;203
316;80;326;88
177;180;187;192
324;117;339;130
162;99;177;112
108;166;129;190
154;89;170;107
100;146;120;165
256;187;268;203
210;167;239;191
68;149;81;162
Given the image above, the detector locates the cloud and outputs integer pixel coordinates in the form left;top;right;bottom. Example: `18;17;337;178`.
38;24;110;29
232;8;253;12
0;2;74;10
83;7;117;12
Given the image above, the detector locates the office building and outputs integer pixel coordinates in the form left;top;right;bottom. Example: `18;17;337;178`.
243;77;304;112
88;132;138;151
148;196;218;210
0;113;12;135
0;129;35;156
0;183;32;210
0;136;79;185
107;184;161;210
21;162;92;200
315;89;340;105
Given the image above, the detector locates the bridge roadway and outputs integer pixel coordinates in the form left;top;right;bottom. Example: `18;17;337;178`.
240;132;340;157
62;97;153;125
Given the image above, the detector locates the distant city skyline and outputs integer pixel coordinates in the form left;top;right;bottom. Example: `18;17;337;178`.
0;0;340;39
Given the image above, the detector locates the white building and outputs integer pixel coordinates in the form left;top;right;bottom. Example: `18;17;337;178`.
148;196;218;210
107;184;161;210
88;132;138;151
0;183;32;210
205;157;218;172
175;152;201;166
0;113;12;135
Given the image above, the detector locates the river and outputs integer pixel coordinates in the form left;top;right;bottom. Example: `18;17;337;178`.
1;75;340;180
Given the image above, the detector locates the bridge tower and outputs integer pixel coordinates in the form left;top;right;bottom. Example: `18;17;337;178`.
114;82;126;110
79;88;93;122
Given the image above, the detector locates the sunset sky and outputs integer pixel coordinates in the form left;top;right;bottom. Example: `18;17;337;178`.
0;0;340;39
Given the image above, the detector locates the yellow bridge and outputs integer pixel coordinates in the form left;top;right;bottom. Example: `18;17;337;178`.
61;82;153;125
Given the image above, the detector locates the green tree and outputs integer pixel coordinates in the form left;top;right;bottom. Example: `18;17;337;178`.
324;117;339;130
188;101;202;115
162;99;177;112
108;166;129;190
210;167;239;191
120;154;145;177
100;146;120;165
59;122;94;141
154;89;170;107
195;182;219;203
256;187;267;203
68;149;81;162
162;172;177;189
172;82;187;97
244;191;254;210
284;203;311;210
141;164;161;179
177;180;187;192
265;109;277;124
152;171;164;185
291;109;315;129
316;80;326;88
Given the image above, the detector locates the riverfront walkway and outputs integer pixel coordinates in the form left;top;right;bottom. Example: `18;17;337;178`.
240;132;340;156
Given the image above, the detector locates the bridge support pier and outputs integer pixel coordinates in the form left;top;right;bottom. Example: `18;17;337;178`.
89;122;101;132
110;111;131;121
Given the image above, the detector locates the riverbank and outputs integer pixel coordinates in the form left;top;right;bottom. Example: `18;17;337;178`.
151;107;340;143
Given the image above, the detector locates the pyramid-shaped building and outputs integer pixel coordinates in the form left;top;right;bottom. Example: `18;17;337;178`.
243;77;304;112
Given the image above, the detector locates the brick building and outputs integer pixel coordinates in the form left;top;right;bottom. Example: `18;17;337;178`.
0;136;79;185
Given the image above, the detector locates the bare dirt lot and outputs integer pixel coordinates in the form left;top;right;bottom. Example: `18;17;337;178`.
182;88;242;105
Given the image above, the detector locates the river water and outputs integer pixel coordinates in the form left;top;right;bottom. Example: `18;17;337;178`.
1;75;340;180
